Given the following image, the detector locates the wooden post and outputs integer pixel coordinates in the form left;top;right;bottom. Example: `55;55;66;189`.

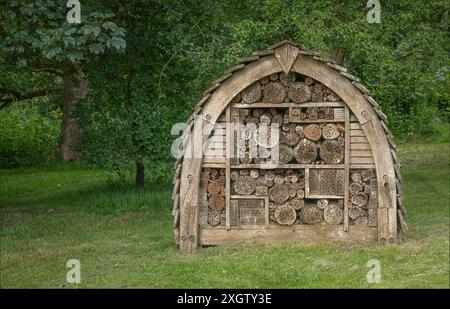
343;106;350;231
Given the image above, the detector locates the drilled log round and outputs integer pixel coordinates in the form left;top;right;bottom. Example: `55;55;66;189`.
349;182;363;195
230;170;239;181
313;84;323;94
294;139;318;163
242;82;262;103
269;73;279;81
290;197;304;210
282;131;300;146
272;114;284;124
322;124;340;140
207;211;221;226
288;82;311;103
304;124;322;141
265;170;275;181
279;73;296;86
269;184;290;204
297;189;305;198
304;77;314;85
337;136;344;146
324;203;343;224
240;127;252;140
319;140;344;164
207;181;222;195
263;82;286;103
240;152;253;164
250;169;259;179
233;175;256;195
275;204;297;225
351;193;368;207
210;168;218;176
354;216;368;225
274;174;285;185
259;113;272;124
279;144;294;164
209;194;225;211
317;199;329;209
348;206;364;220
300;205;322;224
351;172;362;183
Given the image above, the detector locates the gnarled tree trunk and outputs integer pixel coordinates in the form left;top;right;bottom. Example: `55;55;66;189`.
59;69;88;161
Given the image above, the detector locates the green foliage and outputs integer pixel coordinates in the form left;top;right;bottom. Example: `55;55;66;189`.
1;0;126;69
0;102;60;168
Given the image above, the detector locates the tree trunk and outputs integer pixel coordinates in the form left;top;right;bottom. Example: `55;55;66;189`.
59;69;88;160
331;42;346;66
136;160;145;188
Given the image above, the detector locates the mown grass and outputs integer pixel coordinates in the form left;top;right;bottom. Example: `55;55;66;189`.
0;144;449;288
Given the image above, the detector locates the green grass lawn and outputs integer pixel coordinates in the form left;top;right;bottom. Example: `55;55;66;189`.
1;143;449;288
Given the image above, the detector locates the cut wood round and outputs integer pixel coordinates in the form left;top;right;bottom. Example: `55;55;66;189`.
294;139;318;163
240;152;253;164
348;206;364;220
351;172;362;183
297;189;305;198
300;205;322;224
233;175;256;195
263;82;286;103
324;203;343;224
351;193;368;207
354;216;368;225
295;125;304;135
240;127;252;140
207;181;222;195
337;136;344;146
282;131;300;146
230;170;239;181
208;211;221;226
250;169;260;179
272;114;284;124
242;82;262;103
265;170;275;181
290;197;304;210
349;182;363;195
304;77;314;85
259;113;272;124
317;199;329;209
245;115;259;124
322;124;340;140
279;144;294;164
269;184;290;204
210;168;218;176
275;204;297;225
269;73;279;81
279;73;296;86
288;82;311;103
209;194;225;211
313;84;323;93
319;140;344;164
304;124;322;141
274;174;285;185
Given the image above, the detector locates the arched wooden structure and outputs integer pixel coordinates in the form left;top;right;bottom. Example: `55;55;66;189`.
172;41;406;253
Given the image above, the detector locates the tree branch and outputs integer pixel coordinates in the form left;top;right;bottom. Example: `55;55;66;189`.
0;87;57;109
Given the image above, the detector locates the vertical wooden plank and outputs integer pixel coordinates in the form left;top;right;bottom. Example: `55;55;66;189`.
264;196;270;226
343;107;350;232
225;108;231;230
304;168;310;198
387;207;397;243
377;208;388;243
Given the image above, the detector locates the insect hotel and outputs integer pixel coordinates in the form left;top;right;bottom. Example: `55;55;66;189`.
172;41;406;253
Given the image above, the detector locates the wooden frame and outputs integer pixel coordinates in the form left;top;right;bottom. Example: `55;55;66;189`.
175;42;401;252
